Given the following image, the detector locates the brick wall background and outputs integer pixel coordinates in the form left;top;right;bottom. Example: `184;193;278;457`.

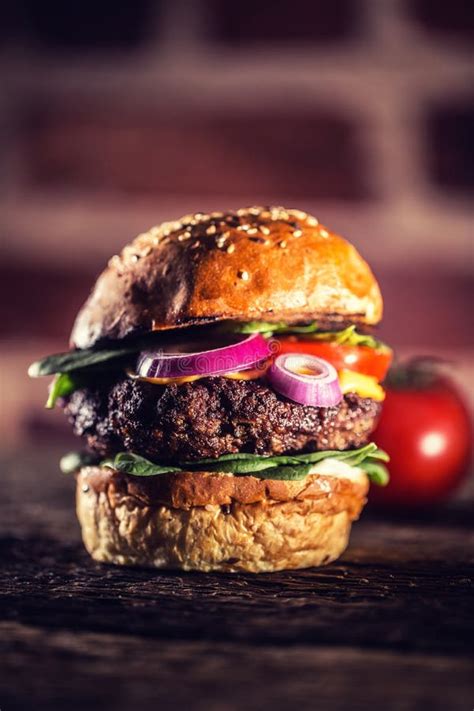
0;0;473;444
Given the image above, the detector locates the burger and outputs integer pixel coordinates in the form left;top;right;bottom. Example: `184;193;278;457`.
29;206;392;573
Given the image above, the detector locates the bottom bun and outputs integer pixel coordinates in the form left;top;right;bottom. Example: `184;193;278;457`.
76;466;368;573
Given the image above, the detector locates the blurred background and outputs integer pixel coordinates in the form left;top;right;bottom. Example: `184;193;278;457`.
0;0;472;452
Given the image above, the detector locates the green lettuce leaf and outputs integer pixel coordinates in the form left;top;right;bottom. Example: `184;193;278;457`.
231;321;322;336
235;321;288;335
303;325;388;350
231;322;389;350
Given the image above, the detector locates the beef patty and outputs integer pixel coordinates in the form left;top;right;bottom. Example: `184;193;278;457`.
64;376;381;463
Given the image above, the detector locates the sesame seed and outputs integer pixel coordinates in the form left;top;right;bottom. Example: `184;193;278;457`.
206;225;217;235
238;269;249;281
178;232;191;241
259;225;271;235
130;254;139;263
307;216;319;226
278;240;287;248
216;230;230;247
82;484;90;493
320;228;329;237
226;243;236;254
290;209;308;221
271;207;289;221
191;240;200;249
237;224;250;232
247;227;258;235
293;229;303;238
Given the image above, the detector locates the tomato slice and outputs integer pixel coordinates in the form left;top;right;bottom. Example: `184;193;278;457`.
274;338;392;381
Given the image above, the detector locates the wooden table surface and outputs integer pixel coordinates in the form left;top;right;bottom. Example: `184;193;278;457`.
1;446;473;711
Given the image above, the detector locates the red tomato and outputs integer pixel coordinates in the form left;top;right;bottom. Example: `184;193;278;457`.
275;338;392;381
372;375;472;506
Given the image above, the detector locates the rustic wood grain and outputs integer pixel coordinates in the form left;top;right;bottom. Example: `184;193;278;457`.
1;622;473;711
1;447;473;710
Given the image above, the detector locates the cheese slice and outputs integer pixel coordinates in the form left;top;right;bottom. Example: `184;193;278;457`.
338;369;385;401
142;374;202;385
138;363;270;385
136;364;385;401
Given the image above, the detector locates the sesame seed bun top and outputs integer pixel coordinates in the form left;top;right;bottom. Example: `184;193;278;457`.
71;206;383;349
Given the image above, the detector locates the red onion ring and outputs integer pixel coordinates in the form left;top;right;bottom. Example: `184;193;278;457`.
137;333;273;379
268;353;343;407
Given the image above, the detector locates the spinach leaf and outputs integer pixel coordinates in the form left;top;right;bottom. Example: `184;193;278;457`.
253;463;314;480
29;326;236;378
100;443;389;484
46;373;80;409
293;442;381;465
29;346;138;378
102;452;181;477
189;444;380;468
188;451;302;469
332;442;389;467
194;443;385;469
359;459;390;486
